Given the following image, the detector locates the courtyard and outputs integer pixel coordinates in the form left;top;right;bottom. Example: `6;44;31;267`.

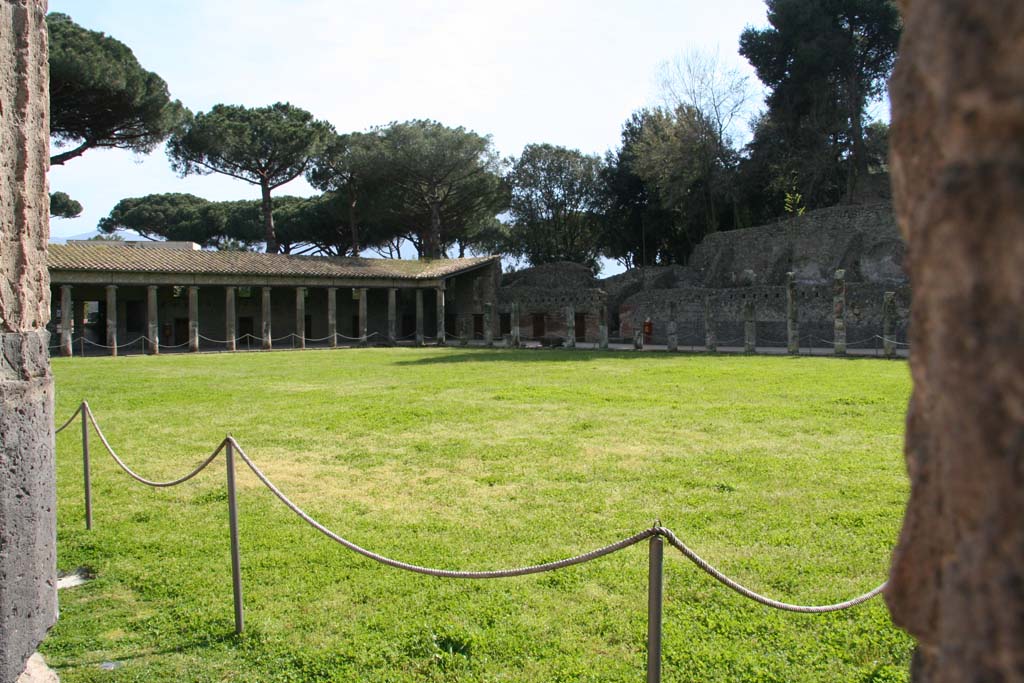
46;349;912;682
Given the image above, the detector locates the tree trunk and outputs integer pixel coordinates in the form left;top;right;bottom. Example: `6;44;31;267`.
429;200;442;259
845;71;867;203
260;180;277;253
347;185;360;257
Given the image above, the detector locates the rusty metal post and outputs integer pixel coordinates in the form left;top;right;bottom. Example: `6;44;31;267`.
647;533;664;683
81;402;92;530
225;438;244;634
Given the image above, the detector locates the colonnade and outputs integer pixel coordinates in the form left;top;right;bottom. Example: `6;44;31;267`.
54;283;451;357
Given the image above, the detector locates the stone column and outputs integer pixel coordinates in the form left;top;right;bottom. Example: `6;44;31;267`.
666;301;678;352
565;305;576;349
633;327;643;350
387;288;397;345
105;285;118;357
886;5;1024;680
0;2;58;679
146;285;159;355
786;272;799;355
598;305;609;350
483;303;493;347
832;269;846;356
882;291;896;360
511;302;521;348
743;301;756;354
415;289;424;346
261;286;272;350
188;286;199;352
59;285;73;357
435;286;445;345
704;296;717;353
294;287;306;349
358;288;368;346
327;287;337;348
225;287;236;351
460;316;470;346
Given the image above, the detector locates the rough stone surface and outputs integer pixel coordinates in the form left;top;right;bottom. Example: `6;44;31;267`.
885;2;1024;682
15;654;57;683
1;2;57;682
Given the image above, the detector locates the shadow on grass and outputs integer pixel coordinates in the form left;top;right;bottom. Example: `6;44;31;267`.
388;348;841;366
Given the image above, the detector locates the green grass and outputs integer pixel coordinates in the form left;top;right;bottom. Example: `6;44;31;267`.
45;348;913;682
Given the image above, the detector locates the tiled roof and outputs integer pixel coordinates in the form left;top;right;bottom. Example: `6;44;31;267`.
48;244;497;281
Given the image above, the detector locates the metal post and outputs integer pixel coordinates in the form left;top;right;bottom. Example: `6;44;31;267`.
81;401;92;530
225;438;244;634
647;534;664;683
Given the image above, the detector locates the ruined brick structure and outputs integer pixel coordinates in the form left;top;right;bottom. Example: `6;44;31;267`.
609;202;908;347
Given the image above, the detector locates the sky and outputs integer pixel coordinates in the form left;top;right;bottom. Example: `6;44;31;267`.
48;0;773;266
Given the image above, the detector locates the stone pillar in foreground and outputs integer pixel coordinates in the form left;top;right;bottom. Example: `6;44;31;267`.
565;305;575;349
483;303;493;347
415;289;424;346
0;1;58;679
225;287;236;352
105;285;118;357
704;296;716;353
327;287;337;348
786;272;799;355
188;286;199;352
832;269;846;355
882;291;896;360
885;3;1024;681
59;285;72;357
261;286;272;350
435;287;445;345
146;285;159;355
744;301;756;354
387;288;397;346
666;302;678;352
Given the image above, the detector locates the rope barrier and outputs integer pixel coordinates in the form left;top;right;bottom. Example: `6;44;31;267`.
85;404;224;487
58;402;889;614
656;527;886;613
54;404;82;434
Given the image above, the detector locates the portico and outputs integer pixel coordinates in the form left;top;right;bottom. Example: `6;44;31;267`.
47;244;500;356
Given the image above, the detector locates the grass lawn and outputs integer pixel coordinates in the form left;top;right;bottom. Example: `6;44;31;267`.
45;348;913;682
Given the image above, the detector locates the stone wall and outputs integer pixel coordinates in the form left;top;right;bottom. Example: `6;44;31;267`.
688;203;906;287
619;283;911;347
0;2;58;681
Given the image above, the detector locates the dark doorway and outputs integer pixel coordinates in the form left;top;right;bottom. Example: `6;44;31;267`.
125;301;145;334
402;313;416;338
532;313;545;339
575;313;586;341
351;315;360;338
473;314;484;340
305;315;312;339
499;312;511;336
445;314;457;337
173;318;188;345
239;317;254;338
